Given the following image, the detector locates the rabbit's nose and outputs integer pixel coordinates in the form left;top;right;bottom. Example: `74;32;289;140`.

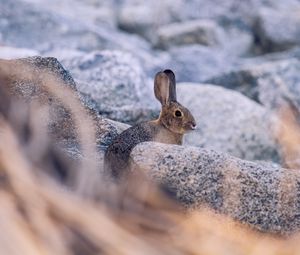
190;122;197;130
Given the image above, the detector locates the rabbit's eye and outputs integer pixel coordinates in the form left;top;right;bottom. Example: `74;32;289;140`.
175;110;182;117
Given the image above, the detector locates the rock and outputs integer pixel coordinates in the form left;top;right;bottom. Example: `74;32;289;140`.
131;142;300;234
173;0;256;27
19;56;77;89
171;0;300;29
157;20;253;56
156;20;222;49
119;0;299;31
0;0;108;51
118;0;255;35
57;115;129;159
220;26;254;57
22;0;118;28
177;83;280;162
118;5;160;42
0;46;39;59
95;117;130;151
117;1;175;42
240;47;300;65
0;0;158;65
118;1;254;55
254;7;300;53
165;45;238;83
258;69;300;112
48;31;163;76
118;0;300;56
0;56;79;143
63;50;160;124
0;56;129;156
207;58;300;110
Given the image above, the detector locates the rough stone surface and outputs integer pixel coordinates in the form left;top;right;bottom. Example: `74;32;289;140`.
117;0;272;30
0;0;108;52
0;56;129;155
220;27;254;57
117;0;300;56
18;56;77;90
117;2;255;56
63;50;160;124
0;57;77;143
131;142;300;235
177;83;280;162
155;20;253;56
207;59;300;111
165;45;238;83
0;0;159;68
156;20;222;49
258;70;300;112
239;47;300;65
22;0;118;28
118;5;163;42
255;8;300;53
95;117;130;151
57;115;129;159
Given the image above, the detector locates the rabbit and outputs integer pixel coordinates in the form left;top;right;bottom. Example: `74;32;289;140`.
104;69;197;179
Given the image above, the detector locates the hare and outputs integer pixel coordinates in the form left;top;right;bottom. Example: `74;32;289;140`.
104;69;196;178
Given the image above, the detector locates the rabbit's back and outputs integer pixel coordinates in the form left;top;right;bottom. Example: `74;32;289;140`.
104;122;157;178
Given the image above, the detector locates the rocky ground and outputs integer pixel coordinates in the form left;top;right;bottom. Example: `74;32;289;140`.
1;0;300;234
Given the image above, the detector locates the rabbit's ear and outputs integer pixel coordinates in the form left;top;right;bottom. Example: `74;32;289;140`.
154;71;170;105
163;69;177;102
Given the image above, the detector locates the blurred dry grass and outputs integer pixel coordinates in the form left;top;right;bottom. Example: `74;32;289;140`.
0;60;300;255
274;98;300;170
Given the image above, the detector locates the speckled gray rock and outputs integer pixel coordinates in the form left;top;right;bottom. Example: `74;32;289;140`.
177;83;280;162
118;1;254;56
0;57;77;142
117;1;175;42
0;56;129;156
207;58;300;111
239;47;300;65
165;45;238;83
254;7;300;53
0;0;158;63
156;20;222;49
171;0;300;27
117;0;300;56
63;50;160;124
156;20;253;56
131;142;300;234
258;71;300;113
117;5;158;41
18;56;77;90
117;0;258;29
0;0;109;52
23;0;118;28
119;0;255;33
57;115;129;159
220;27;254;57
95;117;130;151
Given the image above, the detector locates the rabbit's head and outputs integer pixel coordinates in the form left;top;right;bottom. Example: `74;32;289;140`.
154;69;197;135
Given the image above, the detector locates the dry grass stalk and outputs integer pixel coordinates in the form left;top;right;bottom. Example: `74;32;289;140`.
275;99;300;169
